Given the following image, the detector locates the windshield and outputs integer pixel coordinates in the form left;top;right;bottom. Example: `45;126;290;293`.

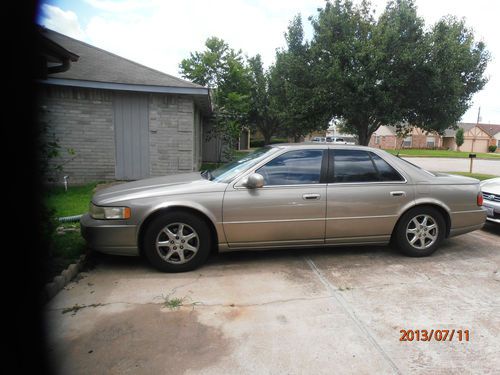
206;147;278;183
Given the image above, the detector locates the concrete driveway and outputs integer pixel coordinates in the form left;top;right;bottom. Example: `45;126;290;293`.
403;157;500;175
45;225;500;374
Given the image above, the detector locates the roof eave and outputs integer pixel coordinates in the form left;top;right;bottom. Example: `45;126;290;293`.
38;78;212;115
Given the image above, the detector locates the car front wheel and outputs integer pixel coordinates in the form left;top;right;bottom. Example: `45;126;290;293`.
394;207;445;257
143;212;212;272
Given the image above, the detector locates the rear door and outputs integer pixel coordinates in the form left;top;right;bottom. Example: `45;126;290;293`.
223;149;328;247
326;149;414;244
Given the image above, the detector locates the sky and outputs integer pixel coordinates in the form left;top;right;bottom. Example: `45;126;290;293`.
37;0;500;124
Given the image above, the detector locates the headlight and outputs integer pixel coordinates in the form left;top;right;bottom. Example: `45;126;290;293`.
89;203;131;220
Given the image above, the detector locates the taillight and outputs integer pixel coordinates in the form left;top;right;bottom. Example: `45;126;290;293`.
477;192;483;206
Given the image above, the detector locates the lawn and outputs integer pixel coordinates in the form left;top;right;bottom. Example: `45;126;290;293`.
45;182;98;283
385;149;500;159
46;182;97;217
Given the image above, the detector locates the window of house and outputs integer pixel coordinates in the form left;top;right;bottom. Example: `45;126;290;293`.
375;136;381;145
257;150;324;185
497;139;500;148
403;136;412;147
426;136;435;148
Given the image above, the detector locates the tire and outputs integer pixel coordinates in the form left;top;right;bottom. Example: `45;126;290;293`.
143;212;212;272
394;207;445;257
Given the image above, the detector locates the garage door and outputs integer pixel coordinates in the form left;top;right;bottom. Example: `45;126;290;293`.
113;92;150;180
461;140;473;152
471;140;488;153
460;139;489;153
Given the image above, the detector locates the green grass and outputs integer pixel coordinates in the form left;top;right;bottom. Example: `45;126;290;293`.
385;149;500;159
45;182;99;282
444;172;497;180
46;182;98;217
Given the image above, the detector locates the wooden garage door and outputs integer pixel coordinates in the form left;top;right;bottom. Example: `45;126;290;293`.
472;140;488;153
113;92;150;180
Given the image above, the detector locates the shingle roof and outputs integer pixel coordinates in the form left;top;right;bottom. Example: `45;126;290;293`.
40;27;203;89
443;123;477;137
477;124;500;137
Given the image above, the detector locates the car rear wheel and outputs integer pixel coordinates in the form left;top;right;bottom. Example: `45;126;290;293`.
394;207;445;257
143;212;211;272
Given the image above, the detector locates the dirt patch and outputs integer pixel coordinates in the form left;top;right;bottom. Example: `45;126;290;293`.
50;304;231;374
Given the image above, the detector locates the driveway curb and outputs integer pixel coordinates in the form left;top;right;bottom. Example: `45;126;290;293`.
43;254;87;303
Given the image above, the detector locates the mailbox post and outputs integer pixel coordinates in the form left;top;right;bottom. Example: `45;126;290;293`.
469;153;476;173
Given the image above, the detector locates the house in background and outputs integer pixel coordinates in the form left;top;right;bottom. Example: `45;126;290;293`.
37;27;212;184
443;123;500;152
369;126;441;149
369;123;500;152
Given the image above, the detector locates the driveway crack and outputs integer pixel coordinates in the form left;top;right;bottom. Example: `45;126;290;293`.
304;256;402;375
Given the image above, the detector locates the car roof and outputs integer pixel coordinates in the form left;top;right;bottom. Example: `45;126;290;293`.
270;143;367;150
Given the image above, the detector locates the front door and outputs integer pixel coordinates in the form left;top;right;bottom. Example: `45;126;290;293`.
113;92;150;180
223;149;327;247
326;149;414;244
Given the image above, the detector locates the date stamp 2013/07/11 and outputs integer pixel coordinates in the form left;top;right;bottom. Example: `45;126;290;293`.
400;329;470;342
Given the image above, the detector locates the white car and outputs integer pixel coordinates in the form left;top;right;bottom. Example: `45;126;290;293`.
480;177;500;224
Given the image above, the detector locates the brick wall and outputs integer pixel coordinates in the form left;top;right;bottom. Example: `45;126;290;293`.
149;94;195;176
38;85;115;184
39;85;201;184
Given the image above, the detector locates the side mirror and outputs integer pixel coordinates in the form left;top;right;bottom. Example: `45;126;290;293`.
244;173;264;189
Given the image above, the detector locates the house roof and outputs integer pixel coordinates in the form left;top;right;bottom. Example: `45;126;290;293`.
38;27;211;114
443;123;476;137
477;124;500;137
40;27;203;89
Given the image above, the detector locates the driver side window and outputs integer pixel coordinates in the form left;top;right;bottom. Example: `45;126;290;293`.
256;150;324;186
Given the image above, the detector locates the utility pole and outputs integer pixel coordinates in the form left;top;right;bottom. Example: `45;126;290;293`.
476;106;481;125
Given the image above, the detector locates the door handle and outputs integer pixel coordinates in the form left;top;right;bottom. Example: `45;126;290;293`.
302;193;321;200
390;191;406;197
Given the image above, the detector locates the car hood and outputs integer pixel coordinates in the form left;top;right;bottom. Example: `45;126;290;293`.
480;177;500;194
93;172;227;205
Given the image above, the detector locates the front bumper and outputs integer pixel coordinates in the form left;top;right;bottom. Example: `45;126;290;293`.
483;199;500;224
80;213;139;256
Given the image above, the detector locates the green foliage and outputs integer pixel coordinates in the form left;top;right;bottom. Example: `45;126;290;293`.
250;138;288;148
46;182;98;217
305;0;489;145
270;15;331;141
247;54;282;145
488;145;497;153
455;128;465;148
180;37;251;162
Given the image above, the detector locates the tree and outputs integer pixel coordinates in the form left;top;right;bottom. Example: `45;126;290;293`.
271;15;331;141
247;55;281;145
455;128;464;150
180;37;251;161
307;0;489;145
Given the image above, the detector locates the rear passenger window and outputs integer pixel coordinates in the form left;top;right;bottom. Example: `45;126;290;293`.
332;150;404;183
333;150;379;182
370;153;404;181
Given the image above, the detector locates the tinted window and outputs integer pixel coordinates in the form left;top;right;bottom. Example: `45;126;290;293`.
333;150;379;182
257;150;323;185
370;153;404;181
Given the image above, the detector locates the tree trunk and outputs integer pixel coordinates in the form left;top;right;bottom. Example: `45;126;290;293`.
263;133;272;146
357;130;369;146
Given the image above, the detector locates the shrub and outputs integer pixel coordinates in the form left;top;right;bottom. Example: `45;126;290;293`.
488;145;497;153
250;138;289;148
